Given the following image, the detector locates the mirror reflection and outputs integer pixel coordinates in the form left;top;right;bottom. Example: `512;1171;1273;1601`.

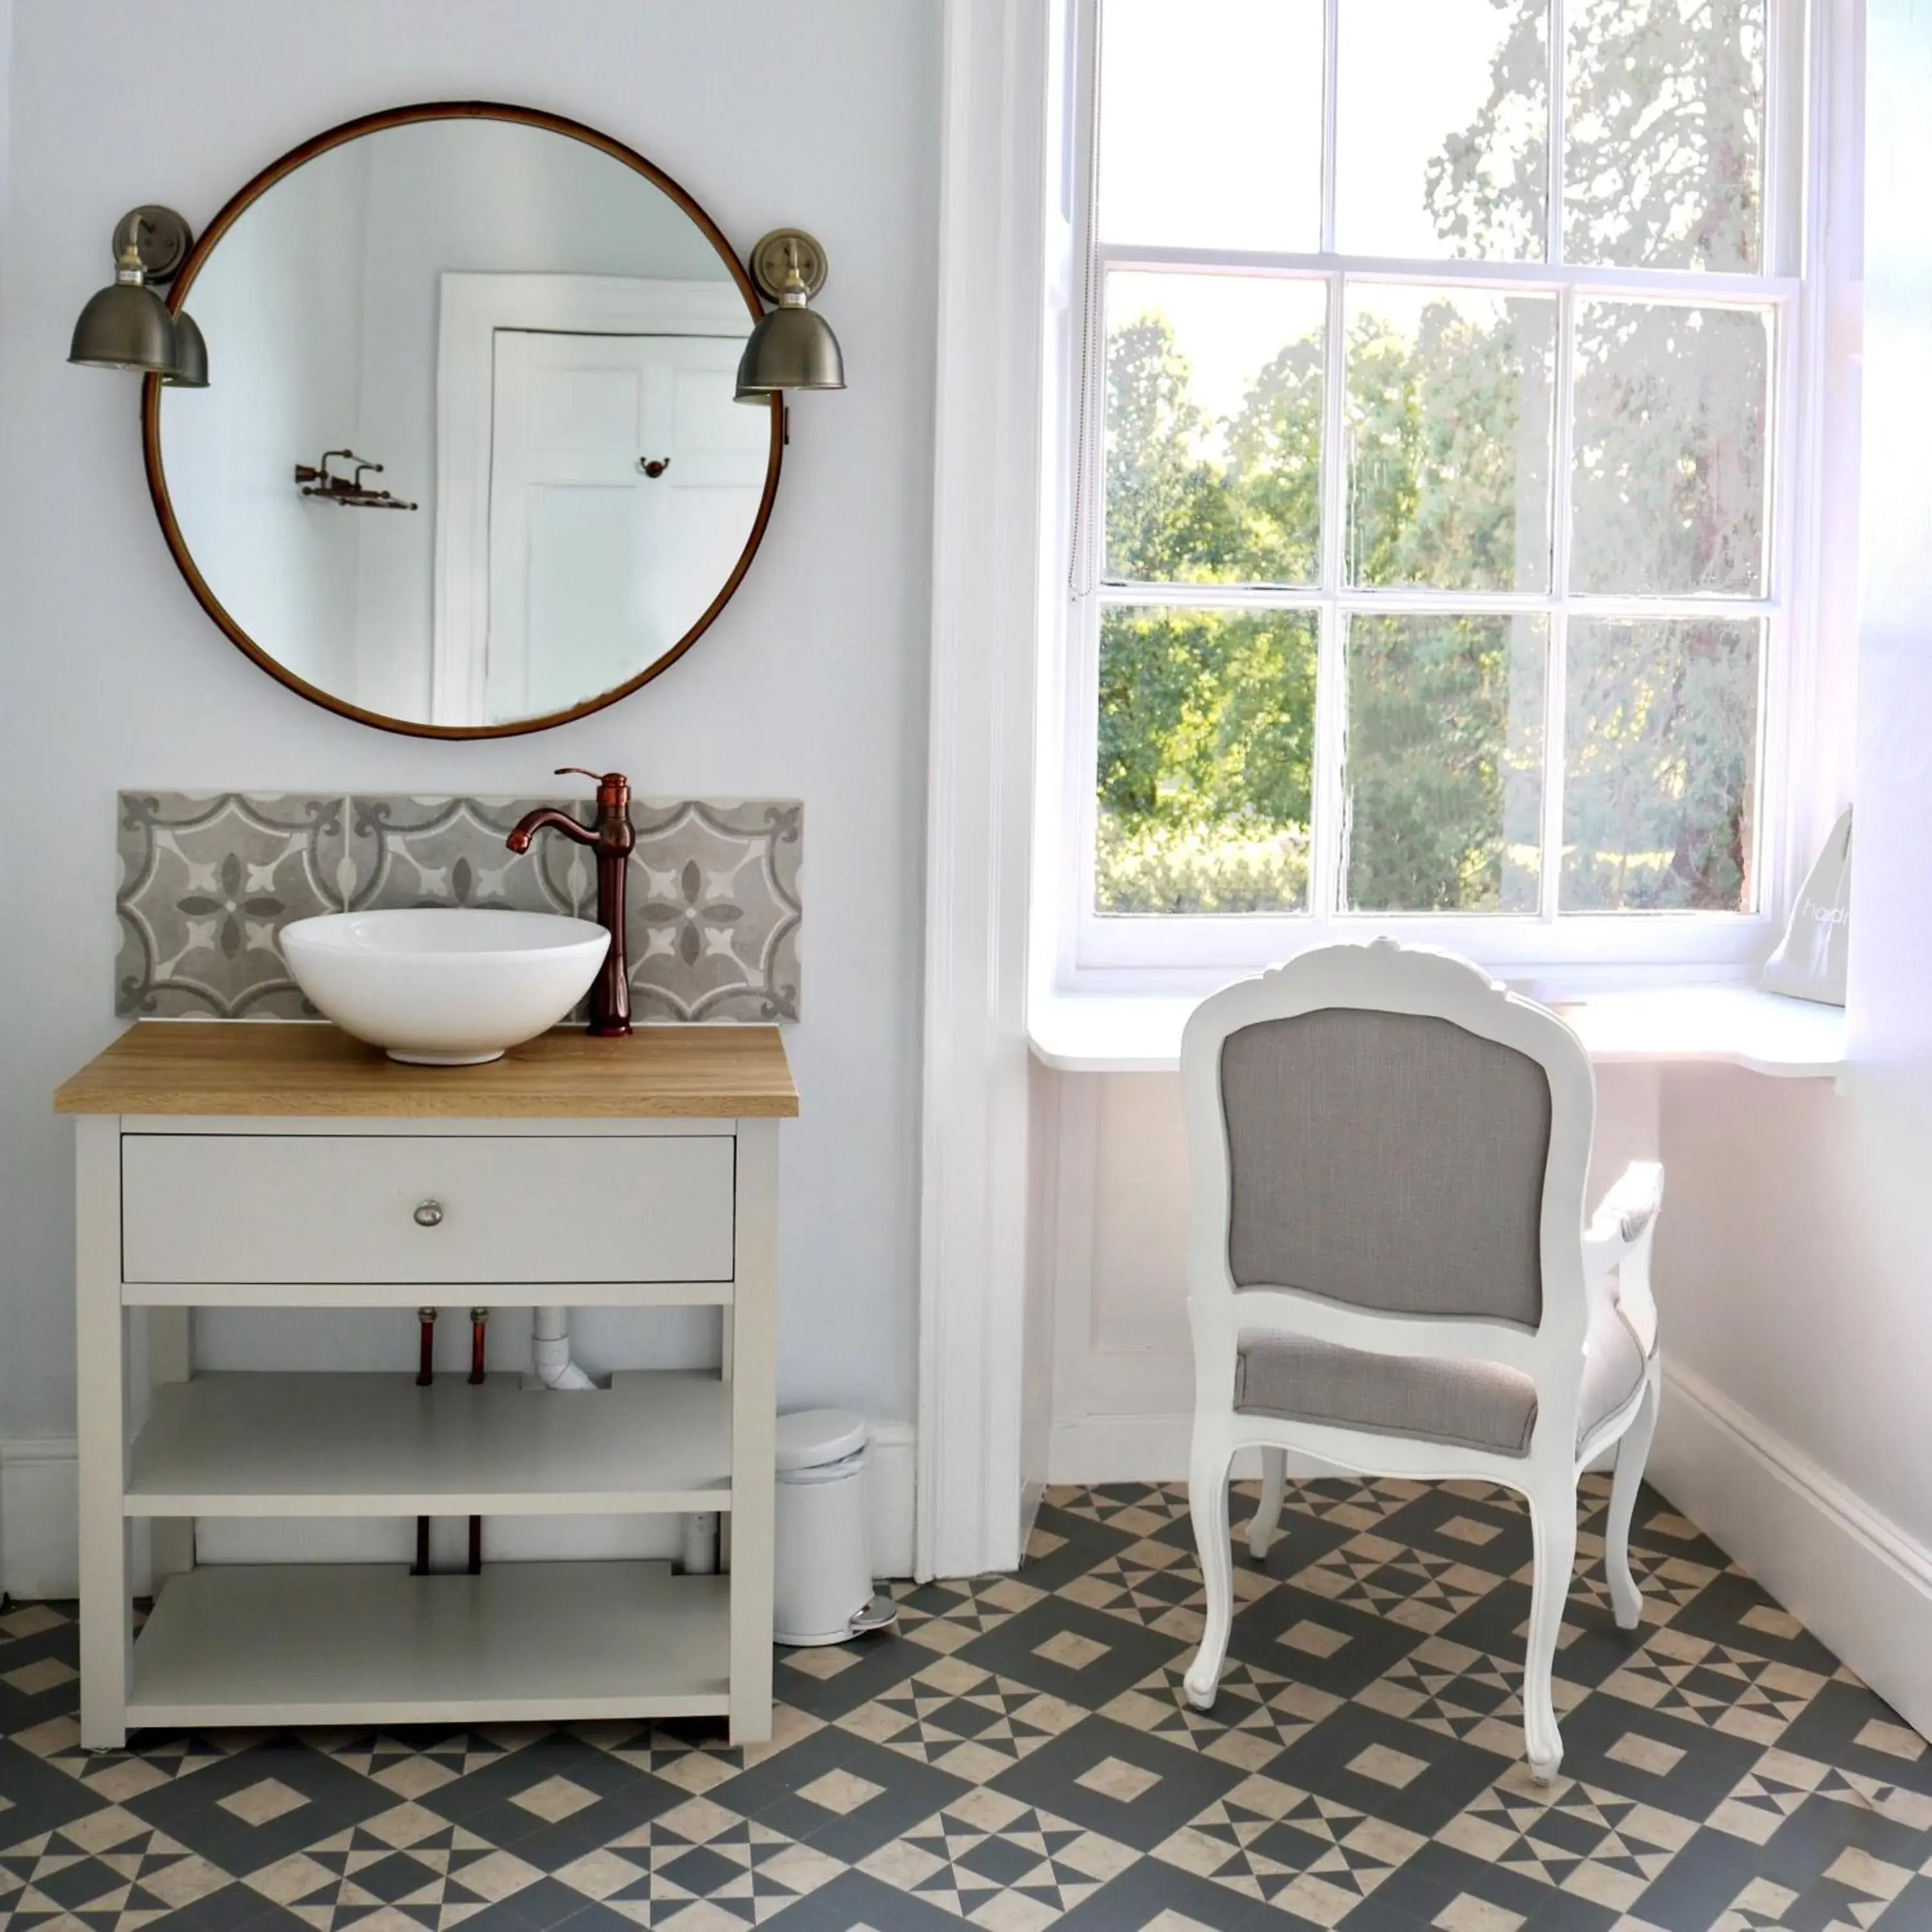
155;113;775;734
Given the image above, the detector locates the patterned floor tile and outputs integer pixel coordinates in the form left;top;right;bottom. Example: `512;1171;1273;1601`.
551;1794;842;1926
1103;1654;1341;1773
835;1658;1086;1785
858;1786;1138;1927
0;1479;1922;1932
0;1804;230;1929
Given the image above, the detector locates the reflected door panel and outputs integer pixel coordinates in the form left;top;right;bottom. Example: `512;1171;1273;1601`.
484;330;768;725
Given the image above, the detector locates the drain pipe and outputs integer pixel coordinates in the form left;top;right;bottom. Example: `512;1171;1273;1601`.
531;1305;596;1391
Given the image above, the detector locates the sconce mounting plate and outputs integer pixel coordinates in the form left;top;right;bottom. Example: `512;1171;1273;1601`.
749;228;829;303
111;205;193;283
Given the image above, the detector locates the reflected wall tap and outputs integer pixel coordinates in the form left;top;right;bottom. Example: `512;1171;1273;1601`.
506;769;634;1036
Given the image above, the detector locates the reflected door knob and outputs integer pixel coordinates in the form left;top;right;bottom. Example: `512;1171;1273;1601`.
638;457;671;478
413;1200;444;1228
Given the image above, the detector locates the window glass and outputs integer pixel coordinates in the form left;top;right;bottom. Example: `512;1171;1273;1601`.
1336;0;1549;260
1565;0;1766;272
1097;607;1319;914
1563;618;1761;910
1104;271;1327;587
1343;614;1547;912
1344;286;1556;591
1099;0;1325;251
1571;302;1770;595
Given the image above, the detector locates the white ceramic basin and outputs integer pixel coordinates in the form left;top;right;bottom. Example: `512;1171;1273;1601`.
280;909;610;1065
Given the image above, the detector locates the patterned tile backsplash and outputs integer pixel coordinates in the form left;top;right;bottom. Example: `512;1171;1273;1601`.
116;791;801;1023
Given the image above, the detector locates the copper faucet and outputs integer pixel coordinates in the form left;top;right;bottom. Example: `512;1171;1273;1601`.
507;769;634;1037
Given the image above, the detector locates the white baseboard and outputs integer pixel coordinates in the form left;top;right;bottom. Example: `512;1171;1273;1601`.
1651;1362;1932;1741
867;1421;916;1578
2;1439;78;1600
2;1419;920;1595
1048;1414;1343;1487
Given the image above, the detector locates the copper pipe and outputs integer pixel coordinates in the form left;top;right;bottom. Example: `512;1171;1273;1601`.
417;1307;437;1386
469;1308;488;1385
506;770;634;1036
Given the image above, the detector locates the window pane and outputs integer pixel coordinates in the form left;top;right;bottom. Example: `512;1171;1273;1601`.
1096;605;1318;914
1570;302;1769;595
1566;0;1766;271
1343;614;1546;912
1345;287;1555;591
1105;271;1327;587
1562;617;1760;911
1336;0;1549;260
1099;0;1324;251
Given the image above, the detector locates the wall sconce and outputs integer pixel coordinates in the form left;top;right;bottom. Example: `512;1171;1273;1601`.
735;229;846;403
68;205;208;387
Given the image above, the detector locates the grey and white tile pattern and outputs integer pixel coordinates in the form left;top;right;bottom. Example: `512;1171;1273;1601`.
4;1480;1929;1930
116;791;801;1023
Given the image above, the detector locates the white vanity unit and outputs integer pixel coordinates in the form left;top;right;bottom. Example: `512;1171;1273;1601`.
56;1021;797;1750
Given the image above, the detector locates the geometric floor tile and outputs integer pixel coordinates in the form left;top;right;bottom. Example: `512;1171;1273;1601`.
1101;1656;1341;1772
1;1477;1922;1929
0;1806;229;1930
858;1786;1137;1925
551;1795;842;1926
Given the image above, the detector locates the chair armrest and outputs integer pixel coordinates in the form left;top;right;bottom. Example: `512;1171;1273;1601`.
1584;1160;1663;1356
1583;1160;1665;1281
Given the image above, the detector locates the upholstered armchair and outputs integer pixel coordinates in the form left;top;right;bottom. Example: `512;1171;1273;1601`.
1179;939;1663;1782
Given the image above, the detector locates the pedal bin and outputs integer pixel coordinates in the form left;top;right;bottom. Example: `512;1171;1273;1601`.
772;1409;898;1646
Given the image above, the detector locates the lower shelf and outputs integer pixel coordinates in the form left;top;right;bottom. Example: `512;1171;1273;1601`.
129;1560;730;1728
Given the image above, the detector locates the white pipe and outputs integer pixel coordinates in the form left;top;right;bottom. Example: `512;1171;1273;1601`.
531;1305;596;1391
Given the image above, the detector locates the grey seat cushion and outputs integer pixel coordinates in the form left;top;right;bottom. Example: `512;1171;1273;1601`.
1235;1297;1649;1457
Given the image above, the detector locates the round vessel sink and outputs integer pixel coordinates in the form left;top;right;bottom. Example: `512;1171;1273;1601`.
279;909;610;1065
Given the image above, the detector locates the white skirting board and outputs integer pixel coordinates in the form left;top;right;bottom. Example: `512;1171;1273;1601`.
2;1419;918;1598
1649;1361;1932;1743
1048;1414;1344;1488
1;1440;79;1600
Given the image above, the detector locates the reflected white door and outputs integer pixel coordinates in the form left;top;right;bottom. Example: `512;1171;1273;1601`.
486;330;768;723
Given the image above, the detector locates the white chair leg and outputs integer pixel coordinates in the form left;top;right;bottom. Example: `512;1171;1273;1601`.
1523;1473;1578;1784
1247;1445;1287;1560
1605;1365;1661;1632
1183;1430;1236;1711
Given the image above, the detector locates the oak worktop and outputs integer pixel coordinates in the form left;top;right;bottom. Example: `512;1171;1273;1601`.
54;1021;799;1119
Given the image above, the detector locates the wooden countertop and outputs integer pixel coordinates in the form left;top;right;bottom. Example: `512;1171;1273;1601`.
55;1022;799;1119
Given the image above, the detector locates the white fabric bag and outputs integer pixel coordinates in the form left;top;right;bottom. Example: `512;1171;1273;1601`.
1761;808;1852;1007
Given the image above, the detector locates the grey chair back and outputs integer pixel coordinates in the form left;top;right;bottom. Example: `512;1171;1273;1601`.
1220;1007;1553;1327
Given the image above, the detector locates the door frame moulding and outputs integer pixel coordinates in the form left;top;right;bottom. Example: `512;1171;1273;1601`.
431;272;750;725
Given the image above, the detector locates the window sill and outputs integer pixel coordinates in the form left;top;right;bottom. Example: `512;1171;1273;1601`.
1028;982;1848;1079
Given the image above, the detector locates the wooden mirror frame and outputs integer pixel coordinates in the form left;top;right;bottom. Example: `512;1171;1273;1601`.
141;101;782;740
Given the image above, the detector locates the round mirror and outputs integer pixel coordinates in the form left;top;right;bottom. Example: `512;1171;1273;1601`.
144;104;780;738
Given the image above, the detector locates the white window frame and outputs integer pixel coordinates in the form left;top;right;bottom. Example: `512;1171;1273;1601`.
1050;0;1851;992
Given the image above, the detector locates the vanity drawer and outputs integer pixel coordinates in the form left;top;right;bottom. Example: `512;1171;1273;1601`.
119;1133;735;1285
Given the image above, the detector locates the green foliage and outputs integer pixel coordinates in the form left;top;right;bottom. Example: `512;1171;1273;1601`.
1344;615;1546;914
1096;813;1309;916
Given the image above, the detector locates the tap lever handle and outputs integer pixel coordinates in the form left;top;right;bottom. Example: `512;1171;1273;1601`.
554;767;632;808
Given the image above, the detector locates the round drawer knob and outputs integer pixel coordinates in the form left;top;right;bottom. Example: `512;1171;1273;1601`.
413;1200;444;1228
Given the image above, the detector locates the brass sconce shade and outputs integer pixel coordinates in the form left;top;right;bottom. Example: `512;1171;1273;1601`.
735;228;846;401
163;310;209;388
68;205;204;382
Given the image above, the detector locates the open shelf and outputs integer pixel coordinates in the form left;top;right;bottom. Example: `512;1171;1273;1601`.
127;1370;730;1515
128;1560;730;1728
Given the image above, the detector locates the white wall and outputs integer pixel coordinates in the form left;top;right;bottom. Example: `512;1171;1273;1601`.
0;0;938;1535
1640;0;1932;1738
